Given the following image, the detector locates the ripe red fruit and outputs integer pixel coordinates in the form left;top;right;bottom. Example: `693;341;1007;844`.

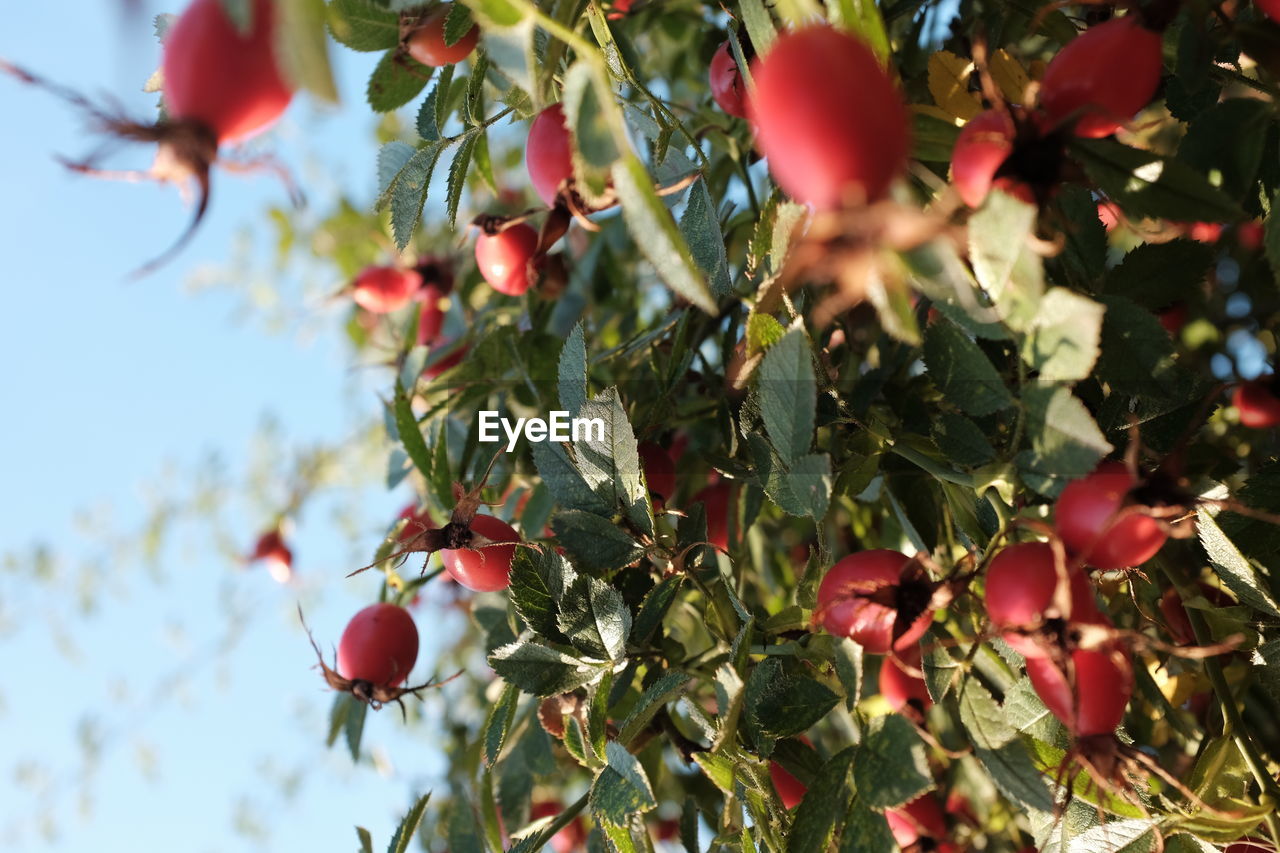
816;550;933;654
1234;379;1280;428
1157;303;1188;337
530;801;587;853
1024;643;1132;736
984;542;1104;629
1237;221;1265;251
769;759;808;808
709;41;749;118
1097;199;1122;232
749;26;910;210
336;603;420;689
1054;462;1168;570
162;0;294;144
885;794;948;848
527;104;575;206
951;109;1016;208
416;290;446;346
639;443;677;506
440;514;519;591
879;647;932;714
250;529;293;584
475;223;540;296
406;5;479;68
1039;16;1163;139
692;478;733;549
423;339;468;379
352;266;423;314
397;503;434;545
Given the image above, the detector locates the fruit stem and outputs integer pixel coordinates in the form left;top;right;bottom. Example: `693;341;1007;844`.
1156;556;1280;815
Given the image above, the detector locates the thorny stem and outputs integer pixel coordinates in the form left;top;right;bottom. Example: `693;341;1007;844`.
1156;556;1280;836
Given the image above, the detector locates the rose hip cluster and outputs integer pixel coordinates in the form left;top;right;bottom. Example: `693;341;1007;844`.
950;15;1164;209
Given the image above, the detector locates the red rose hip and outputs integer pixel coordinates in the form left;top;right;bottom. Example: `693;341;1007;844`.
709;41;749;118
1054;463;1167;570
816;550;933;654
749;26;909;210
162;0;294;144
1234;379;1280;428
475;224;540;296
406;5;479;68
353;266;423;314
1039;16;1163;139
951;109;1016;208
440;514;519;591
337;603;420;689
526;104;575;206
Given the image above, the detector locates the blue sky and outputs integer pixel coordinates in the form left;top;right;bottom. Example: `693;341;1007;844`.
0;4;463;850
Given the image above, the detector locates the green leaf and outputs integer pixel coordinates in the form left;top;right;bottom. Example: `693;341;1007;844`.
824;0;889;60
788;748;855;852
831;637;863;711
387;793;431;853
345;690;368;759
968;190;1044;331
530;441;613;517
575;387;652;536
557;575;632;661
759;324;817;461
377;141;415;194
1103;240;1215;309
392;387;432;480
958;680;1055;813
488;641;603;695
739;0;777;52
1015;385;1112;497
444;2;474;45
680;179;733;299
1179;98;1272;202
465;0;536;95
1197;506;1280;619
931;413;996;468
328;0;400;51
509;545;577;640
744;658;839;742
356;826;374;853
629;574;683;648
551;510;644;571
922;317;1014;417
591;741;657;825
615;670;689;746
852;714;933;808
379;140;447;249
1020;287;1103;383
839;798;897;853
562;61;621;200
1071;138;1243;224
612;156;717;314
482;683;519;767
910;109;962;162
367;49;433;113
746;312;786;355
275;0;339;101
416;69;450;141
444;131;476;228
1095;295;1193;400
557;323;588;418
748;437;832;520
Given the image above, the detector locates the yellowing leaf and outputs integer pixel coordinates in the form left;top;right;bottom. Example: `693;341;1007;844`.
989;49;1031;105
927;50;981;121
